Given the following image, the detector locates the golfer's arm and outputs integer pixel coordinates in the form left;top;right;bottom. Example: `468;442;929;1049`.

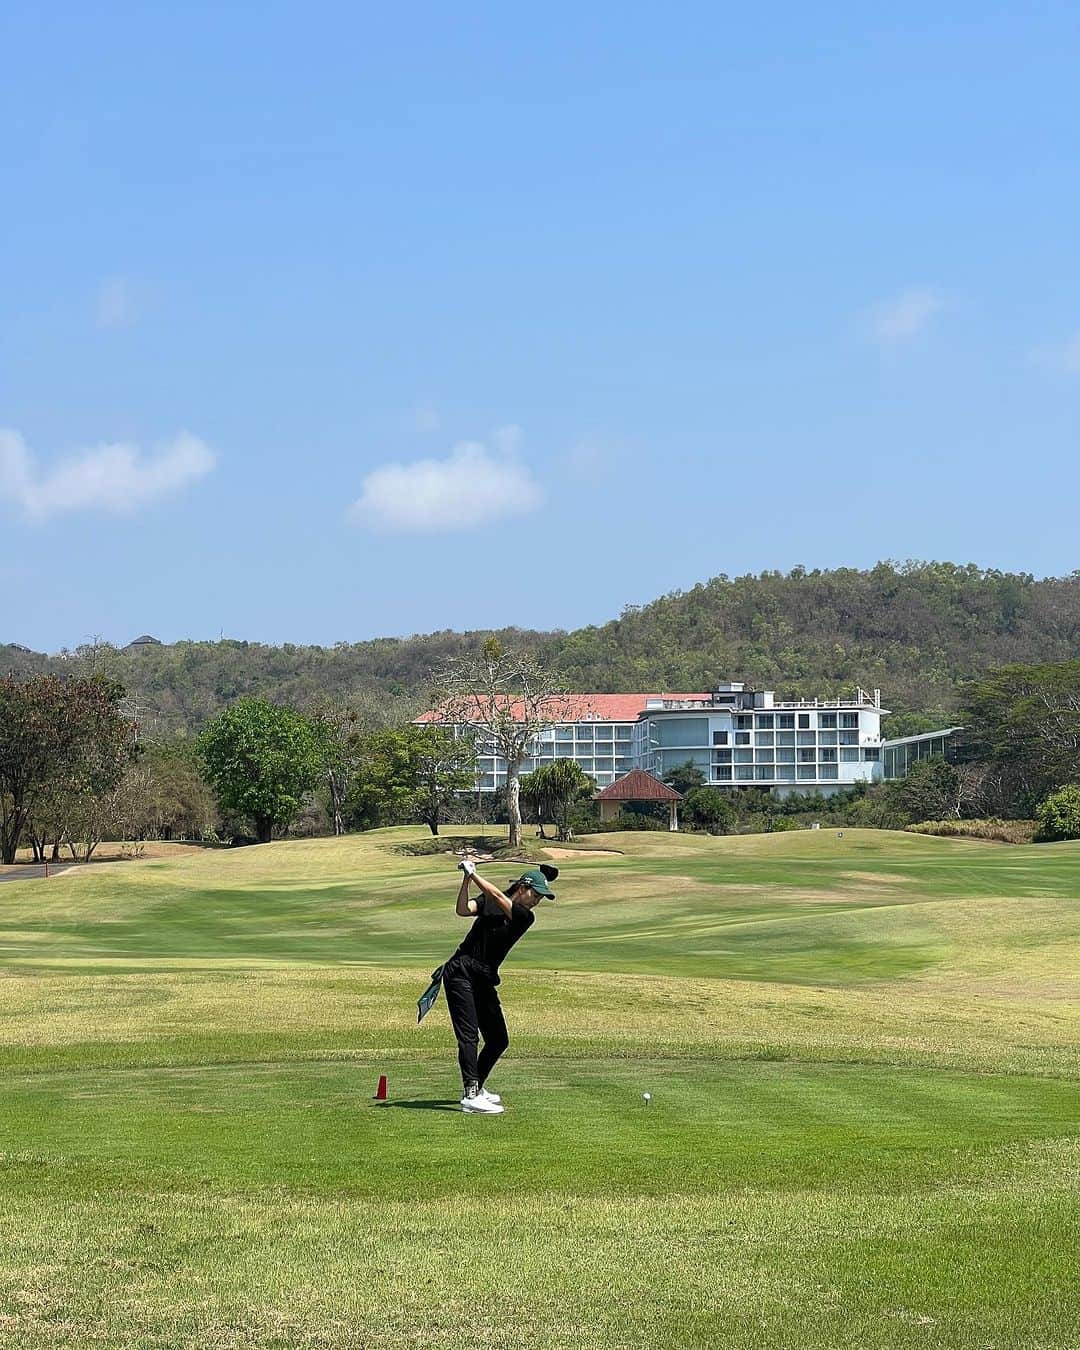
455;875;478;917
468;872;514;918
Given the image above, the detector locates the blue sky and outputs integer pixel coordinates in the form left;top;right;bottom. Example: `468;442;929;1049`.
2;3;1079;651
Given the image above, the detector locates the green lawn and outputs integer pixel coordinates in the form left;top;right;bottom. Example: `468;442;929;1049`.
0;827;1078;1348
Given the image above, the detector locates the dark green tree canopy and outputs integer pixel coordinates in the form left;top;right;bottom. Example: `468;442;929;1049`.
198;698;321;843
0;673;130;863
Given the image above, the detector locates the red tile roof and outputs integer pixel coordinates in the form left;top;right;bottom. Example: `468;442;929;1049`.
416;693;709;724
595;769;683;801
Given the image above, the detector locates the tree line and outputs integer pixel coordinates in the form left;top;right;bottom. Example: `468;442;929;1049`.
2;649;1079;862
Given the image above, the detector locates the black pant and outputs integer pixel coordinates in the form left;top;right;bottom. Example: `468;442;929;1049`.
442;958;509;1090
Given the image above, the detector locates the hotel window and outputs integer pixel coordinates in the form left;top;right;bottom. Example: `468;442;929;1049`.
734;749;753;764
615;758;633;773
735;732;751;746
818;730;837;746
755;766;773;781
863;747;881;761
755;732;774;747
777;714;795;729
756;714;774;729
615;726;632;741
576;725;593;739
576;759;595;774
714;766;733;781
819;713;837;729
776;731;796;747
713;749;732;764
840;713;859;730
819;747;838;764
819;763;838;779
594;725;612;737
839;731;859;746
797;764;817;780
776;764;796;781
735;714;753;731
595;740;614;755
797;731;816;746
735;765;754;781
776;747;796;763
713;731;729;746
556;746;573;757
555;726;573;741
840;748;860;762
755;749;774;764
797;713;811;729
798;748;816;763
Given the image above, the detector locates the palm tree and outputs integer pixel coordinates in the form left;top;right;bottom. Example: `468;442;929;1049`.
522;760;594;841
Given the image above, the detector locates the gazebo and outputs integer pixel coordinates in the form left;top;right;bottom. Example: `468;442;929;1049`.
595;769;684;831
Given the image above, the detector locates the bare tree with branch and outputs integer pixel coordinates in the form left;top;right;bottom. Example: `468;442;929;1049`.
427;638;577;848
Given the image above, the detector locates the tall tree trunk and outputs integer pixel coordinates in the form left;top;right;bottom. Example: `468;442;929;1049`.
507;769;522;848
328;771;345;836
1;806;28;864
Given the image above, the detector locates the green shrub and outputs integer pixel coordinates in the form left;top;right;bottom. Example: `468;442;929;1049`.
1034;786;1080;842
905;818;1036;844
683;788;736;834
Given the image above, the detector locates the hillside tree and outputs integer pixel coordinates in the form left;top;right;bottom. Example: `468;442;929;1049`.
198;698;321;843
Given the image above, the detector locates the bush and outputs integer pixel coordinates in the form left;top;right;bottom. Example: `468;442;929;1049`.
1034;786;1080;842
683;788;736;834
591;811;668;833
905;818;1036;844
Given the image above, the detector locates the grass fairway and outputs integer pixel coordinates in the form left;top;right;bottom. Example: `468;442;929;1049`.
0;828;1078;1348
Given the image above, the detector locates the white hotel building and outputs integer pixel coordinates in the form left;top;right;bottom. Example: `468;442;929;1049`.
445;682;958;799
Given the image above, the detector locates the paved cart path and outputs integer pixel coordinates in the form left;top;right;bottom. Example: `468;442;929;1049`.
0;864;78;884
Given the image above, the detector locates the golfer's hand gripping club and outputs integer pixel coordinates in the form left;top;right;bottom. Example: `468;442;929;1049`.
455;859;514;918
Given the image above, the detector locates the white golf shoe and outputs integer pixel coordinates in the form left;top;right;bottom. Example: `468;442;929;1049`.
461;1087;504;1114
479;1087;501;1104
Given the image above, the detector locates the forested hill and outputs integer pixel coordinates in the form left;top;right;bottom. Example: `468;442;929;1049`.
5;562;1080;735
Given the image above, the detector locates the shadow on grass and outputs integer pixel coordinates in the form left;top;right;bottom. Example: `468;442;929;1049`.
381;1099;461;1112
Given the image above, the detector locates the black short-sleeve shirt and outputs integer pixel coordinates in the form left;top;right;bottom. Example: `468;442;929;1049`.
454;900;535;979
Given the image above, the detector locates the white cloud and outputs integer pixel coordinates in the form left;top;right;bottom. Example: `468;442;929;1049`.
350;436;543;533
0;430;216;521
1032;332;1080;374
870;287;944;343
95;275;141;329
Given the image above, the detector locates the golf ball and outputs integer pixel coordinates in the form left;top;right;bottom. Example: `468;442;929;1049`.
643;1092;651;1102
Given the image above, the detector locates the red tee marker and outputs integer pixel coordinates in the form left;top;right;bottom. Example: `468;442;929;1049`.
374;1074;388;1102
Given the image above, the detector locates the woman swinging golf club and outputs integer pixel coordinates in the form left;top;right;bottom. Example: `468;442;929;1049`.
443;860;557;1114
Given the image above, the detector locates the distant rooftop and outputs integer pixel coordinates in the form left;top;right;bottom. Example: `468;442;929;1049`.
125;635;162;649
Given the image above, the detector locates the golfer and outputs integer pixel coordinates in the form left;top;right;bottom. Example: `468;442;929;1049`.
443;860;556;1114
